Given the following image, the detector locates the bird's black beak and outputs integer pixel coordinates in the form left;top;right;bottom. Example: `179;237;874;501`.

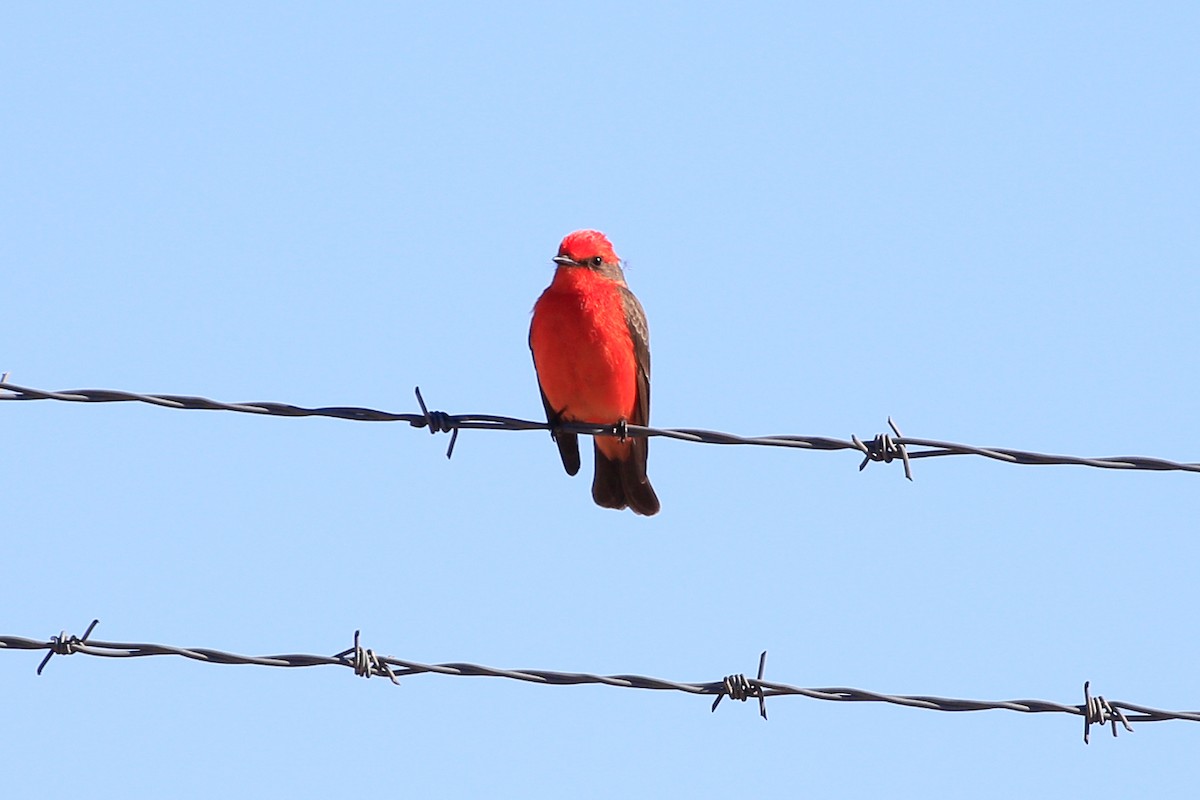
552;255;579;267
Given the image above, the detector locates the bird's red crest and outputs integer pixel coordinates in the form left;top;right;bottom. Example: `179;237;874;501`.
558;229;619;264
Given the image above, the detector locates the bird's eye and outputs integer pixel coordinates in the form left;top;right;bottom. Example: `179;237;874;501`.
590;256;604;267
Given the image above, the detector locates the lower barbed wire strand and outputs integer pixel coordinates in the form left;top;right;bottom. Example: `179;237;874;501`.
3;629;1198;737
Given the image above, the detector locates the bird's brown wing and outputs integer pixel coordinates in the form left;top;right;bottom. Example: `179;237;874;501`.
593;286;659;515
618;286;651;427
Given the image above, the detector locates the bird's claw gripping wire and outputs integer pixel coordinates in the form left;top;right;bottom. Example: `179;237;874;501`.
413;386;459;459
37;618;99;675
340;630;399;685
1083;681;1133;744
615;418;629;443
711;650;769;720
854;417;913;481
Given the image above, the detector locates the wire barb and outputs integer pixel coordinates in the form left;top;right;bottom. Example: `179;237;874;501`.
711;651;769;720
36;618;99;675
1083;681;1134;744
338;630;400;685
854;417;913;480
413;386;459;459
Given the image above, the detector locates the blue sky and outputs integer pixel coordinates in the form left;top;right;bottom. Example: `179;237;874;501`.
3;3;1197;796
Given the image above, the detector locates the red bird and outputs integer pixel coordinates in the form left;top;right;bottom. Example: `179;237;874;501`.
529;230;660;516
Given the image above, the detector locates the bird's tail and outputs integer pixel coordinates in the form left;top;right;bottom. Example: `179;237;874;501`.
591;438;660;516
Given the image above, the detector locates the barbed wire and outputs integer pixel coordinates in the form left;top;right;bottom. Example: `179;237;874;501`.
5;620;1197;743
2;379;1197;478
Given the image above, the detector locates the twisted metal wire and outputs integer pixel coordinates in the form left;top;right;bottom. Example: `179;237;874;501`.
2;381;1197;477
3;622;1196;743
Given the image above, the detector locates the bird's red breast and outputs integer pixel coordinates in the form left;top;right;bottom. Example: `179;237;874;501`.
530;264;638;459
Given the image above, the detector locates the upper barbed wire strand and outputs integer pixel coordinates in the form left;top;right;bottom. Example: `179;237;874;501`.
1;381;1198;475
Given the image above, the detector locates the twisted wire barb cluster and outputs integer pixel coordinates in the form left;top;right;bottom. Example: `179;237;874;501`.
4;622;1195;743
2;381;1197;477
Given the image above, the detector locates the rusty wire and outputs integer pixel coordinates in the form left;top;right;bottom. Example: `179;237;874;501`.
2;622;1196;743
1;380;1197;478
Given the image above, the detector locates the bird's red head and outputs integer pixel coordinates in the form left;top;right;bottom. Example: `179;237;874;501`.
556;229;619;266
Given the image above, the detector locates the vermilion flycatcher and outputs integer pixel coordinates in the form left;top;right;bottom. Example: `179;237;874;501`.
529;230;660;516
